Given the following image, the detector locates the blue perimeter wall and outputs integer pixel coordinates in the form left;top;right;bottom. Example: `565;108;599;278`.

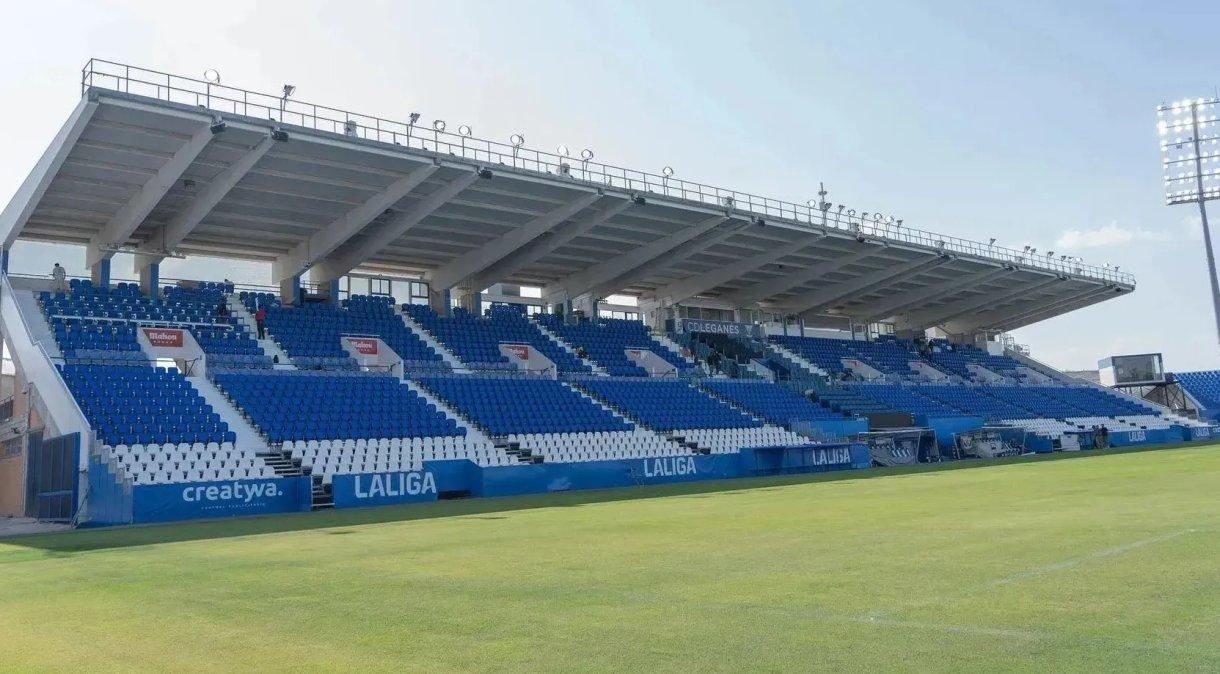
78;425;1214;527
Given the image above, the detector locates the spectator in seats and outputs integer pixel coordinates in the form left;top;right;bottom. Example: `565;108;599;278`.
1099;425;1110;449
255;306;267;339
707;351;721;374
215;298;229;319
272;355;280;365
576;346;589;360
51;262;68;292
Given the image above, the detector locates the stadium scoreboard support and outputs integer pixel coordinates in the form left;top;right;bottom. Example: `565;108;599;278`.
1098;353;1166;387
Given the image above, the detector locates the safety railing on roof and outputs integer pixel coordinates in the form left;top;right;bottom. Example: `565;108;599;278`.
79;59;1136;287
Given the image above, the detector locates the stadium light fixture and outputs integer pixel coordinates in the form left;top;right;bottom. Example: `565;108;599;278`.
1157;96;1220;345
282;84;296;98
557;144;570;157
988;237;996;246
510;134;525;147
433;120;446;132
662;166;675;178
203;69;221;84
581;149;594;160
458;124;472;136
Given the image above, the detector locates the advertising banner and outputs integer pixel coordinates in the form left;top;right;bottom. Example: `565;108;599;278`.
131;476;312;523
331;470;439;508
141;327;185;348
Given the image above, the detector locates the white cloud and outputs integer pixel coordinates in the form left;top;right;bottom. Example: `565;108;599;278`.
1054;221;1173;250
1181;214;1204;241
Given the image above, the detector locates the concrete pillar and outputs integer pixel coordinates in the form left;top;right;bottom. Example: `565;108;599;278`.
90;258;111;288
279;275;301;306
321;278;340;306
797;316;805;336
0;248;8;274
139;261;160;300
427;287;450;316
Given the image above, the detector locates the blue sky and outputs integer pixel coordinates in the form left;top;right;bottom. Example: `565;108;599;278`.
2;0;1218;371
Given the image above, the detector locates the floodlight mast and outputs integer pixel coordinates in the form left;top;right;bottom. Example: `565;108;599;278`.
1161;98;1220;346
1189;103;1220;347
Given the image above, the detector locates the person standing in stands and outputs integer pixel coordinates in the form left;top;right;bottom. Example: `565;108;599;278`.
50;262;68;292
216;297;229;319
254;306;267;339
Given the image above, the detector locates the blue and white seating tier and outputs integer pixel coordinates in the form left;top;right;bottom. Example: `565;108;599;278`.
284;436;513;484
535;314;690;377
927;340;1022;379
1175;370;1220;412
851;384;964;418
768;335;929;378
576;379;762;431
416;375;630;435
509;430;689;463
404;304;589;373
344;295;449;370
103;444;274;486
214;371;463;443
700;380;848;426
62;365;234;447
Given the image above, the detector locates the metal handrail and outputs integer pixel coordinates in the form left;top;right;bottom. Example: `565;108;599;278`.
78;58;1136;287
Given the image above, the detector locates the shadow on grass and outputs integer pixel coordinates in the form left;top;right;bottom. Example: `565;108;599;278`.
2;440;1213;554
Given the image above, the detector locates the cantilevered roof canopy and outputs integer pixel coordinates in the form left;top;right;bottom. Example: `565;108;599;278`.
0;60;1135;333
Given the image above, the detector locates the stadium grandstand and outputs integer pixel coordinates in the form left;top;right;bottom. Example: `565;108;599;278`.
0;60;1212;526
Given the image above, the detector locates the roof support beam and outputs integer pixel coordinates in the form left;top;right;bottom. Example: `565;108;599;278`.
134;135;277;271
272;162;440;281
310;167;478;284
853;265;1013;324
900;275;1066;330
981;285;1119;332
584;217;753;300
1;97;99;248
425;190;601;291
85;122;218;267
645;234;826;306
543;215;730;302
466;197;633;292
722;246;875;307
781;254;950;316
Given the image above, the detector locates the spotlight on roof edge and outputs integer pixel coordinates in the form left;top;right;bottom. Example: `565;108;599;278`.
458;124;472;136
556;145;570;157
203;69;221;84
433;120;446;132
580;149;594;160
281;84;295;98
510;134;525;147
662;166;674;178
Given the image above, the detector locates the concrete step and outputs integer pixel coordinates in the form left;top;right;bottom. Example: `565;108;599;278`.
394;306;467;370
530;317;607;374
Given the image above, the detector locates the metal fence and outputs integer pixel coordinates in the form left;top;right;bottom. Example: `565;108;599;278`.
25;431;79;521
79;59;1135;287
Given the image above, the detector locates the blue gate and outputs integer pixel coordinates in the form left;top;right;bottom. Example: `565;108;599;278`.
25;432;80;521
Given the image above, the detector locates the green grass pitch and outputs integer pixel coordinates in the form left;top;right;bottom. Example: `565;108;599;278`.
1;443;1218;672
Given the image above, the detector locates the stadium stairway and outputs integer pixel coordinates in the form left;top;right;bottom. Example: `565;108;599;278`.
227;294;294;369
765;340;828;379
394;304;468;370
187;375;270;454
530;316;608;375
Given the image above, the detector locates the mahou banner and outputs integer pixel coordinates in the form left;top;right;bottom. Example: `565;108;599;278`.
142;327;185;348
504;344;530;360
346;336;379;355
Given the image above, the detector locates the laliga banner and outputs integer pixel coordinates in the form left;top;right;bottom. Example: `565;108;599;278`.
345;336;379;355
130;476;312;523
142;327;185;348
331;470;439;508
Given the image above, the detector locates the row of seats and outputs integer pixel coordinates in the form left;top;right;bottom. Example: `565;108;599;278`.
577;379;761;430
215;372;464;442
417;375;630;435
1175;370;1220;412
700;379;847;426
535;314;691;376
673;427;809;454
405;304;589;373
512;429;688;463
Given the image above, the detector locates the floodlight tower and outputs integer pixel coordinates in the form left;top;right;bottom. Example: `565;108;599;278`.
1158;96;1220;346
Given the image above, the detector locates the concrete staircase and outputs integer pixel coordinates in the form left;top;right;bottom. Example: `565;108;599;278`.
531;317;607;374
394;305;467;370
766;342;828;379
653;332;697;367
226;295;295;369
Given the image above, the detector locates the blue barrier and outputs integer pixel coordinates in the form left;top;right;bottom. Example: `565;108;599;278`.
1179;425;1216;441
1106;428;1175;447
474;453;743;498
738;443;870;475
332;471;439;508
130;476;312;523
